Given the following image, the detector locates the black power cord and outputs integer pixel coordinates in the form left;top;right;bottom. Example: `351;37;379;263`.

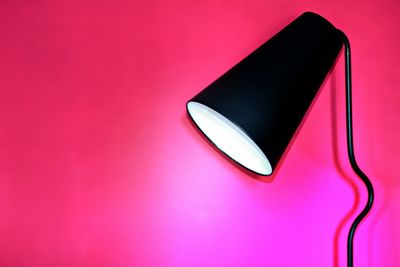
339;31;375;267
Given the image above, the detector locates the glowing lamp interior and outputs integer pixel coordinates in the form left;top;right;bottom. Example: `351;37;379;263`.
187;101;272;175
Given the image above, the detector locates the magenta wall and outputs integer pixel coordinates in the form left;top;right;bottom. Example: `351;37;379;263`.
0;1;399;266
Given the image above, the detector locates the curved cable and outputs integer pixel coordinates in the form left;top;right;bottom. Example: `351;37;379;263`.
339;31;375;267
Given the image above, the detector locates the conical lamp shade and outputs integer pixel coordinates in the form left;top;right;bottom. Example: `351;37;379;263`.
187;12;343;176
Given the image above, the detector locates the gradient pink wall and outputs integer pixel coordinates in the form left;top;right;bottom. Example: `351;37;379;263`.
0;1;399;266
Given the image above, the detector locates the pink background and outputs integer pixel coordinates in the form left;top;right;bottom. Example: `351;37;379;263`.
0;0;399;266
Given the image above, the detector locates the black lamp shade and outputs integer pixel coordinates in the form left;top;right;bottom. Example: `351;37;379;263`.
186;12;343;176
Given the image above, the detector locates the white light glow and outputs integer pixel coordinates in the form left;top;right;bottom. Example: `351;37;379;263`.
187;101;272;175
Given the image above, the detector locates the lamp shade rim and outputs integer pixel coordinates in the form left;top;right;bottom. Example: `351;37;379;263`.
186;101;273;176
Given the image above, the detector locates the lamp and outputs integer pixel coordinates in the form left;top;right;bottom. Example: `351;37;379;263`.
186;12;374;267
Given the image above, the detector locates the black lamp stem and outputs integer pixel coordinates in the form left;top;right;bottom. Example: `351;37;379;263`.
340;31;375;267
